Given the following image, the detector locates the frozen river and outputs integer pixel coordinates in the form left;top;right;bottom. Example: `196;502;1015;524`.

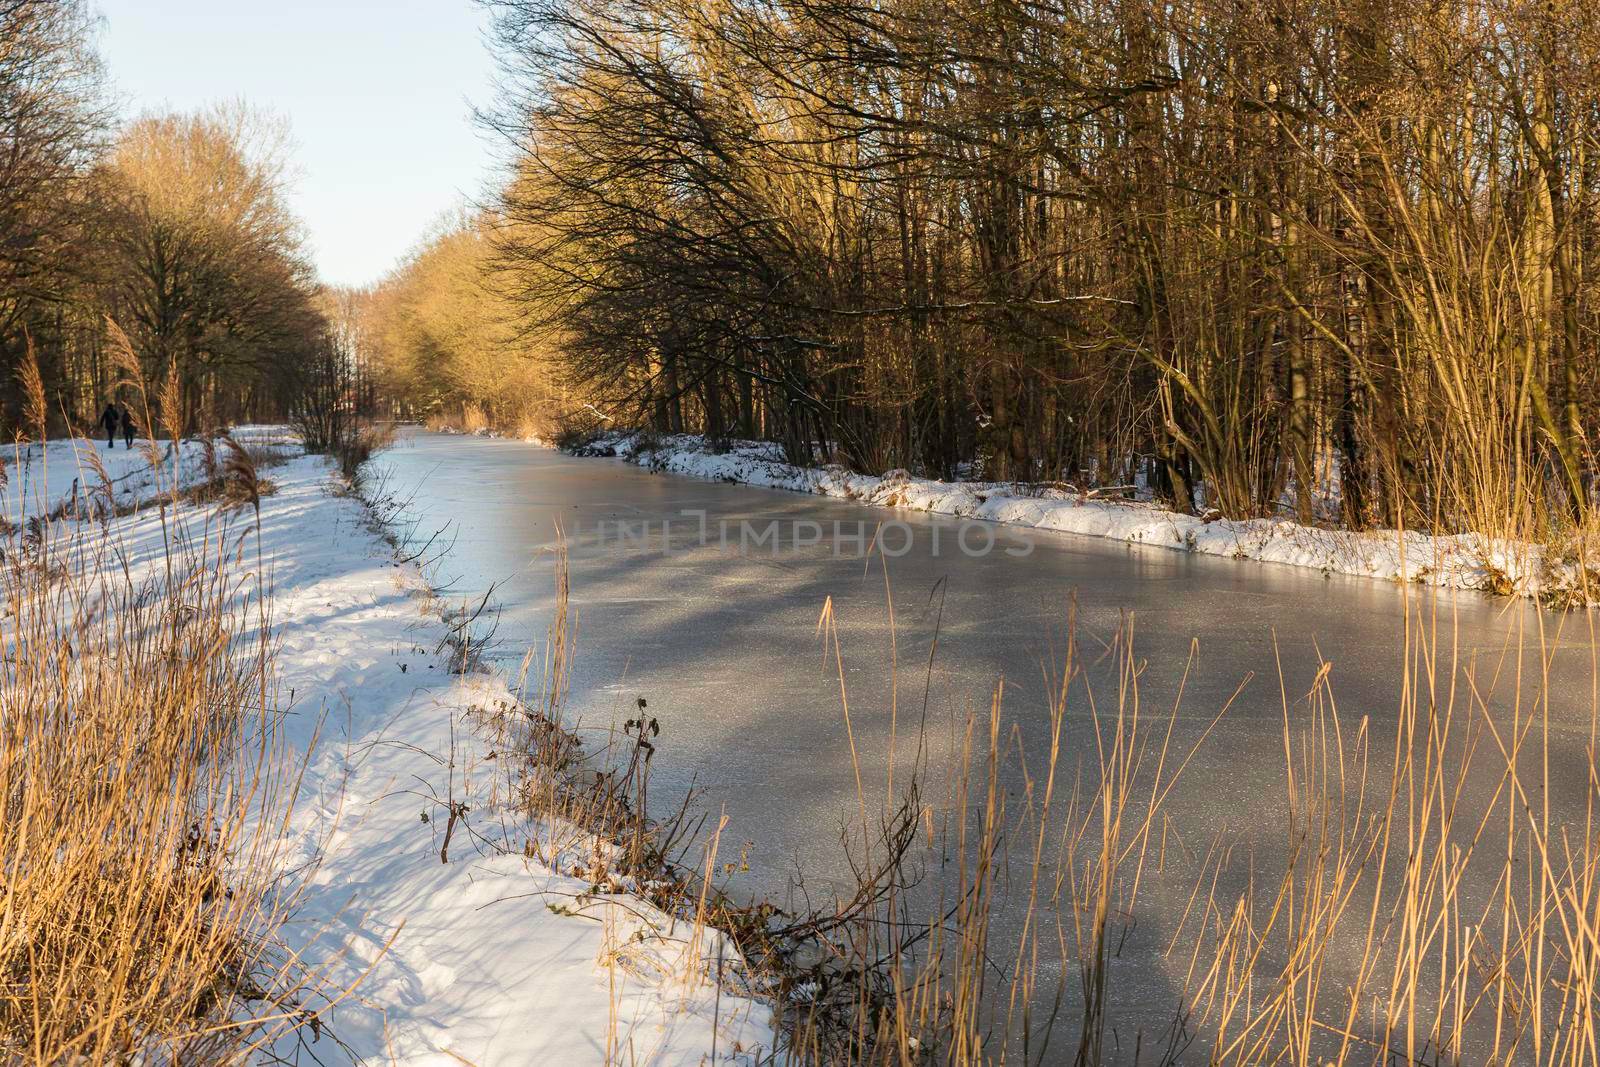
370;429;1598;1057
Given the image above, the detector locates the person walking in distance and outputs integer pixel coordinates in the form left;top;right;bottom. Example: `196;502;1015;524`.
98;402;120;448
120;403;135;449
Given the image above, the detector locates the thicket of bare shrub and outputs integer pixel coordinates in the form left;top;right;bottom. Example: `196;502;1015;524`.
454;0;1600;555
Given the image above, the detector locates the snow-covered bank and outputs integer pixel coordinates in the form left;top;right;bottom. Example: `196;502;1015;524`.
1;426;296;523
6;446;772;1064
267;457;770;1063
570;432;1569;600
265;457;771;1062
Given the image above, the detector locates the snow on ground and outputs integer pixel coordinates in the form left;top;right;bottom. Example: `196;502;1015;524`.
5;446;772;1065
571;432;1564;599
2;436;201;521
1;425;295;524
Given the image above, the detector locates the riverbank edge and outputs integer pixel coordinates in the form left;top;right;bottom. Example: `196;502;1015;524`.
275;448;781;1060
549;429;1588;604
1;435;779;1062
370;430;966;1060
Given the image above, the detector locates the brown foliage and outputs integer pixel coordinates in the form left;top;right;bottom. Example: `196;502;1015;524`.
479;0;1600;543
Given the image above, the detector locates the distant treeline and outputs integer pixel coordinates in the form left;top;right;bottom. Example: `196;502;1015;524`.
1;0;347;438
358;212;558;437
390;0;1597;540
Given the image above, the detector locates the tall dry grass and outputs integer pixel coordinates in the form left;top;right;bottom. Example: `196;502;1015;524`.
0;351;326;1062
1176;604;1600;1066
425;405;490;436
776;603;1229;1065
788;586;1600;1064
422;403;556;442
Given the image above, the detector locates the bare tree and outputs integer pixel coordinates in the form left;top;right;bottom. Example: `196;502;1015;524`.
90;105;321;432
0;0;105;435
394;0;1600;544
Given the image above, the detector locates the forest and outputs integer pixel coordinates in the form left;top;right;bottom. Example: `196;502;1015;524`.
368;0;1600;546
14;0;1600;544
1;0;352;439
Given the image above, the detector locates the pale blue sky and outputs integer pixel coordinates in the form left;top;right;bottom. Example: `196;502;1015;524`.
94;0;501;288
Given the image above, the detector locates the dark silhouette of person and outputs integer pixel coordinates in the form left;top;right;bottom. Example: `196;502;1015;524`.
120;404;135;448
99;403;120;448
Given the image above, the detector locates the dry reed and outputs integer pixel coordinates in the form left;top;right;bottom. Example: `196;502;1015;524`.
0;347;330;1063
